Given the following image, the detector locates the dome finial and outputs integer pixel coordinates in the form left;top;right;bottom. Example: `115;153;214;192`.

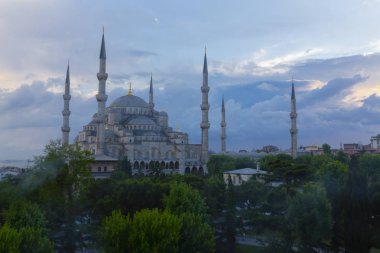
128;82;133;96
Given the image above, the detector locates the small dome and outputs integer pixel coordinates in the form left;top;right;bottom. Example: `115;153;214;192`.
110;95;148;108
159;111;168;116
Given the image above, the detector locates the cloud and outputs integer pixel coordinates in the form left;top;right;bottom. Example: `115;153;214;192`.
299;75;368;108
257;82;279;92
2;49;380;159
126;50;157;58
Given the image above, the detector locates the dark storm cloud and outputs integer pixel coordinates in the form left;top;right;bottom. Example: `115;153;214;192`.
300;75;368;107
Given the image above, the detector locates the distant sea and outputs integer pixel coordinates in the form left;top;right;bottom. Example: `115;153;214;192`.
0;160;31;169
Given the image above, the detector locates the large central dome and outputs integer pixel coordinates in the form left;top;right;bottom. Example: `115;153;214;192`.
110;95;148;108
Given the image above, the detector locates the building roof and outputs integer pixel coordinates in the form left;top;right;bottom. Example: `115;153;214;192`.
127;116;156;125
223;168;267;175
110;95;148;108
93;154;118;161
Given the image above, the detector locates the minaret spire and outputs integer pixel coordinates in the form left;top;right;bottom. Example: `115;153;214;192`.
100;29;106;59
200;48;210;164
61;62;71;145
148;73;154;114
290;79;298;159
221;96;226;153
128;82;132;96
96;30;108;155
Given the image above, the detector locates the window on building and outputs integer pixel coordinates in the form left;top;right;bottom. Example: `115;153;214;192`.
103;166;107;172
98;167;101;172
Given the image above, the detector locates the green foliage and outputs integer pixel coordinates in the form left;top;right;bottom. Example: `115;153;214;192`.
29;140;93;253
179;213;215;253
204;176;226;216
286;183;332;250
85;177;170;224
235;157;256;170
359;153;380;181
207;154;236;176
115;156;132;177
18;227;54;253
5;200;47;230
102;210;131;253
129;209;181;253
322;143;332;155
345;156;370;253
335;150;349;164
164;183;207;218
0;224;21;253
3;200;54;253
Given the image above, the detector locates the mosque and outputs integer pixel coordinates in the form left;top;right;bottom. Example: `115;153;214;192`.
61;32;220;175
61;32;298;175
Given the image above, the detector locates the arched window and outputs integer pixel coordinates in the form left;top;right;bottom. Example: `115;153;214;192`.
191;167;197;174
149;161;155;170
175;161;179;170
185;167;190;174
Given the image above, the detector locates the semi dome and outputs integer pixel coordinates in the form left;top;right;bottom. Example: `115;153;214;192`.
110;95;148;108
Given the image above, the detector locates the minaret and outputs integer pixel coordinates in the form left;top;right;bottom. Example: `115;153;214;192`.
290;80;298;159
61;63;71;145
95;31;108;155
221;96;226;153
148;73;154;114
200;48;210;163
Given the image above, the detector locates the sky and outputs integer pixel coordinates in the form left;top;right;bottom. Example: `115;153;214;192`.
2;0;380;160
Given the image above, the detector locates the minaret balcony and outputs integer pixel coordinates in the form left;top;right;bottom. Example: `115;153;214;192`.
62;109;71;116
290;129;298;134
96;94;108;102
63;94;71;100
200;104;210;110
201;86;210;93
61;126;70;132
200;122;210;128
290;112;297;118
97;73;108;80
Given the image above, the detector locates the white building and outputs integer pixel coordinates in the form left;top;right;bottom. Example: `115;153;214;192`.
223;168;267;186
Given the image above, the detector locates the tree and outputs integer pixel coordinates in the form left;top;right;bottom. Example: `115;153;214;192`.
207;154;236;176
286;183;332;251
316;159;348;252
179;213;215;253
4;200;54;253
223;175;237;252
344;156;370;253
164;183;207;218
116;156;132;177
30;140;93;253
4;200;47;230
0;224;20;253
129;209;181;253
322;143;332;155
204;176;226;216
18;227;54;253
102;210;131;253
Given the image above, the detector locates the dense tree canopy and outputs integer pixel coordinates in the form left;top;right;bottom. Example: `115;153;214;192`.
1;141;380;252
